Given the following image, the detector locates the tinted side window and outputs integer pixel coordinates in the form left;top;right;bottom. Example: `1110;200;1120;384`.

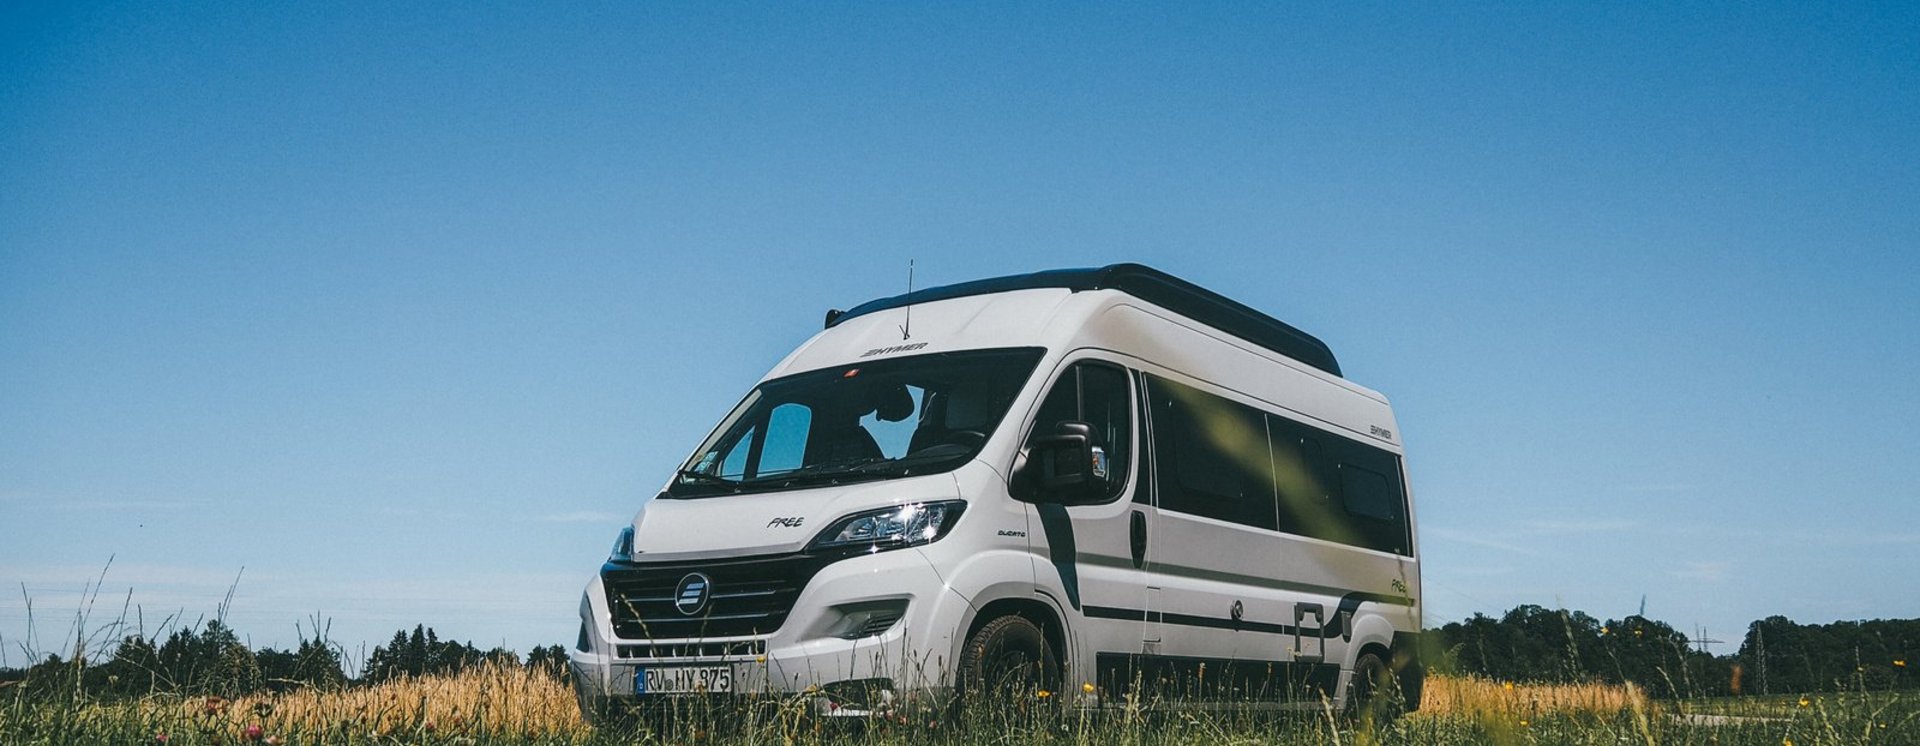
1079;365;1132;497
1146;376;1277;530
1270;410;1410;555
1269;417;1346;543
1333;438;1411;554
1025;362;1134;501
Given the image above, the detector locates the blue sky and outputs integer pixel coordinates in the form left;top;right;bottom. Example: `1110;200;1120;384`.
3;1;1916;665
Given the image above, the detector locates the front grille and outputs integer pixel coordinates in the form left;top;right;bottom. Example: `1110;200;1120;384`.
616;640;766;660
603;554;823;640
858;611;903;638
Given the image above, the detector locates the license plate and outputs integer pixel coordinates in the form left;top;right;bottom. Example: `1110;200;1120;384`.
634;665;733;695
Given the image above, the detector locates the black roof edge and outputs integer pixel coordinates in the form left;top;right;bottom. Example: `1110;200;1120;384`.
827;263;1342;377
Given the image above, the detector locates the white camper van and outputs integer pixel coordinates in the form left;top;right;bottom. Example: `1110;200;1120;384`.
570;264;1421;719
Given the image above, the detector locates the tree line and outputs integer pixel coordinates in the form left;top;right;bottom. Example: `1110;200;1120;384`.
0;620;570;699
1424;605;1917;697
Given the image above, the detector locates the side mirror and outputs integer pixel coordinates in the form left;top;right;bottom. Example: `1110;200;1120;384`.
1022;421;1109;503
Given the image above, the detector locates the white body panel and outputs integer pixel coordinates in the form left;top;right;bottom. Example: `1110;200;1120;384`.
570;281;1421;716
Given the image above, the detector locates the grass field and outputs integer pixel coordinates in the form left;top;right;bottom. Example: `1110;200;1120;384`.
4;665;1916;745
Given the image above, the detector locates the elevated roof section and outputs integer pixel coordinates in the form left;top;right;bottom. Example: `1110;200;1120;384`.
828;263;1342;377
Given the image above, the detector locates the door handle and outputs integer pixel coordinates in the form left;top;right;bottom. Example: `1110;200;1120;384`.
1129;511;1147;568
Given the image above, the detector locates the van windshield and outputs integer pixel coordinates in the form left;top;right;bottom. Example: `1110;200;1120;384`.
666;347;1046;498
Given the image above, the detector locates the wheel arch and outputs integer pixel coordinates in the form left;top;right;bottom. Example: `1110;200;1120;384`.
957;596;1071;684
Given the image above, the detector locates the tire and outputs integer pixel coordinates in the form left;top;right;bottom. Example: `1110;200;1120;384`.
957;614;1060;705
1348;649;1405;726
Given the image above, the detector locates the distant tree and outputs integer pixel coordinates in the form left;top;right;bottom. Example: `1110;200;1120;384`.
525;645;571;684
1430;606;1738;698
15;654;80;702
90;634;161;695
1435;605;1603;684
151;620;261;696
362;625;488;683
363;629;414;683
413;626;432;673
480;647;520;668
1594;615;1723;698
1738;616;1919;694
256;636;346;692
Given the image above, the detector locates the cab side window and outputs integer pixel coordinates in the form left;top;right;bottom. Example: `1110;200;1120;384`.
1025;362;1133;501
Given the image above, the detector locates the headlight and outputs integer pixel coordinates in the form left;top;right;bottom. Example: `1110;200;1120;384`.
609;525;635;563
808;501;966;553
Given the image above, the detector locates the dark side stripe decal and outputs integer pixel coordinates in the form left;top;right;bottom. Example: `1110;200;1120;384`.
1036;502;1080;610
1083;590;1413;640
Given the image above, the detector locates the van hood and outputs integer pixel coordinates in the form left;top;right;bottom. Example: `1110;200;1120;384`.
624;473;963;562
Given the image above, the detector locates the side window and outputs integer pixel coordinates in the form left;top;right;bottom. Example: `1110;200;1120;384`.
1025;362;1134;501
1272;417;1367;545
1340;465;1395;522
1271;417;1334;541
1026;375;1078;446
718;425;757;479
1146;375;1278;530
1334;441;1411;555
1268;410;1411;554
1078;365;1132;497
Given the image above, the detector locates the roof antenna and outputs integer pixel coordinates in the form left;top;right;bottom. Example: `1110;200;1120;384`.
899;259;915;340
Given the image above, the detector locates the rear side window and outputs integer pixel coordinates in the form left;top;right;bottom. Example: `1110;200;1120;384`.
1340;465;1395;522
1331;438;1411;554
1144;372;1412;555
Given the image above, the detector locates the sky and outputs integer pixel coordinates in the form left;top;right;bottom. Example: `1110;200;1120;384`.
3;1;1917;668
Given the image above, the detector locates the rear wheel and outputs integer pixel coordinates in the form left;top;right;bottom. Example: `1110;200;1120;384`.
1348;649;1405;726
957;614;1060;707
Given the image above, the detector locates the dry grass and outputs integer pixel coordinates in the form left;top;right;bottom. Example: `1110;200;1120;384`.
102;663;590;743
1416;674;1650;720
243;663;586;739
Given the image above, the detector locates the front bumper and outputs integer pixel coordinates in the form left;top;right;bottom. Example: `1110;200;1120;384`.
568;546;966;718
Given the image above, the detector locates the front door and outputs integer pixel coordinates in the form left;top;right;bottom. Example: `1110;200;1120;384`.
1020;359;1150;700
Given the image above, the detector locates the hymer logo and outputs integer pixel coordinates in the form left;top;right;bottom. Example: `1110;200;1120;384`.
767;516;805;528
860;342;928;358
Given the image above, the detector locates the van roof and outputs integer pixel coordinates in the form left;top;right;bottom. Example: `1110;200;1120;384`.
828;263;1342;377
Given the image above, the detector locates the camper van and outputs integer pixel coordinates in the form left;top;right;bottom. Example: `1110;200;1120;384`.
569;264;1421;719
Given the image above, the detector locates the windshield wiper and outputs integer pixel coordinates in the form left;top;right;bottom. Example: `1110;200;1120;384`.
744;456;894;487
838;449;963;477
675;469;737;486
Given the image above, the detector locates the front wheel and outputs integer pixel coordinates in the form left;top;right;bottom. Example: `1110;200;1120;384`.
957;614;1060;706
